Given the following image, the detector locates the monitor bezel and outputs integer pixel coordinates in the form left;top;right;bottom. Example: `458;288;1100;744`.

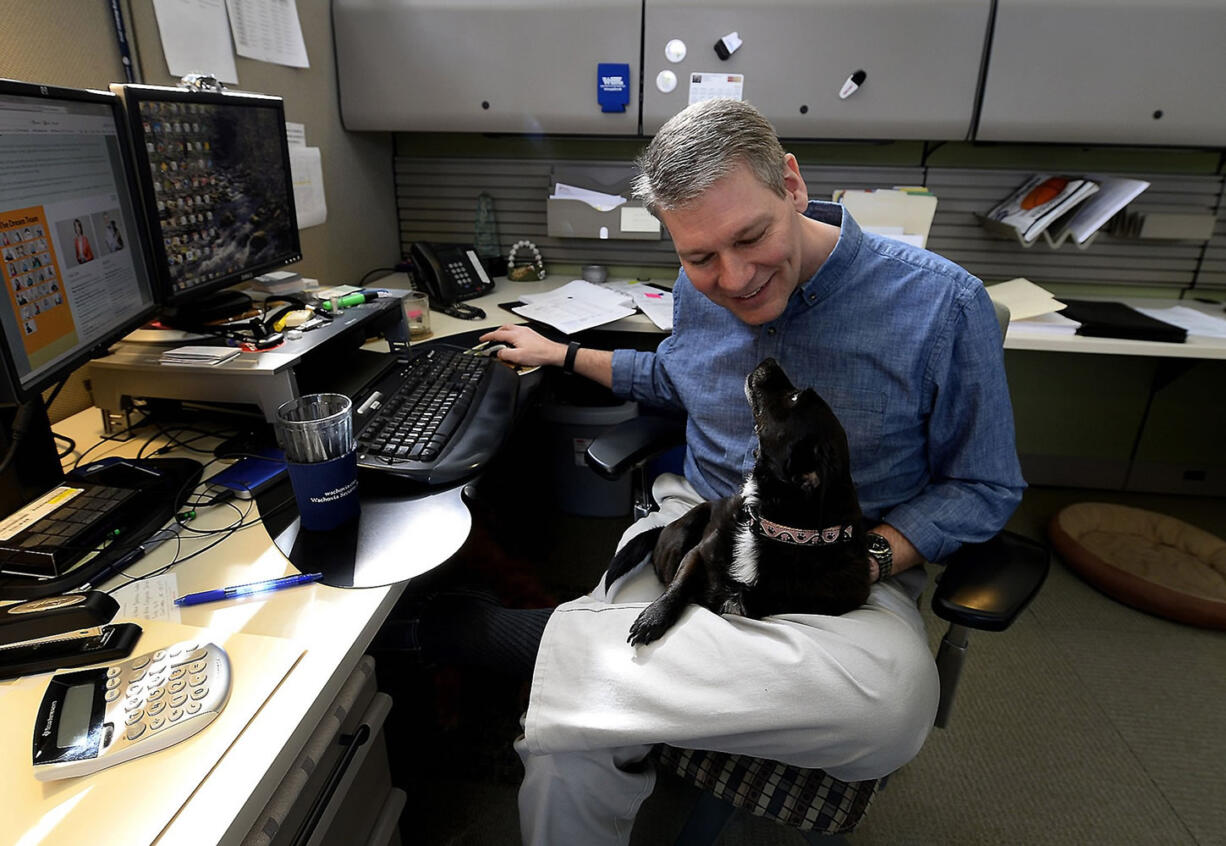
114;83;303;308
0;78;162;404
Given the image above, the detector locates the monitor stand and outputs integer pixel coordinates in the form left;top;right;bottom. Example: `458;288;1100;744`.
124;290;262;345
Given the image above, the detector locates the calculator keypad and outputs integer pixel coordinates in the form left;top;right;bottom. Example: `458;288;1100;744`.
105;640;229;748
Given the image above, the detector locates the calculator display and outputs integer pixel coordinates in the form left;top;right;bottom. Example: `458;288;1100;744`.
57;683;95;749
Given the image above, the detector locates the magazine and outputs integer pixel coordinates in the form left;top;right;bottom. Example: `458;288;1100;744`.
986;174;1100;243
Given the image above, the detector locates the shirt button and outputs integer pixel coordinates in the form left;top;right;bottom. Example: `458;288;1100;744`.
767;327;777;336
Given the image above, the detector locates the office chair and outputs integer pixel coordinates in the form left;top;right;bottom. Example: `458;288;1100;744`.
584;301;1050;843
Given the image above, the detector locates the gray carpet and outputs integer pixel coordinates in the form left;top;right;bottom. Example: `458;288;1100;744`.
398;486;1226;845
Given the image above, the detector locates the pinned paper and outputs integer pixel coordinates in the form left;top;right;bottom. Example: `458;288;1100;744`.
290;146;327;229
153;0;239;84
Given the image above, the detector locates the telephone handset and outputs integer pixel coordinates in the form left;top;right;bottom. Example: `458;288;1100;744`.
406;242;493;320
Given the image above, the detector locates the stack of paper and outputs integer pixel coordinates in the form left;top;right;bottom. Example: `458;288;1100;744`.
161;345;241;366
834;187;938;248
985;277;1066;321
510;279;674;334
512;280;637;334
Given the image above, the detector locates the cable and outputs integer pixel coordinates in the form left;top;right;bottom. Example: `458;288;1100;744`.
53;432;76;458
356;267;400;287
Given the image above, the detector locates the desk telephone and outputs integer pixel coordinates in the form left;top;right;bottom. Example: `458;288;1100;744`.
406;241;493;320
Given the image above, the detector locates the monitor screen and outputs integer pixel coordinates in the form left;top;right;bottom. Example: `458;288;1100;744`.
0;80;160;403
116;85;301;307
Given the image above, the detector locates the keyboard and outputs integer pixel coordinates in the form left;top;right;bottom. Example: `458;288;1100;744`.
352;344;518;486
0;483;143;578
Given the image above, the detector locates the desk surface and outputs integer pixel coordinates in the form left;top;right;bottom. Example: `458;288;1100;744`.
1003;297;1226;360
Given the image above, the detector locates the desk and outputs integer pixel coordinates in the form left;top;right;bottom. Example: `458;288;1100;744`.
1003;297;1226;360
2;275;641;845
1001;297;1226;495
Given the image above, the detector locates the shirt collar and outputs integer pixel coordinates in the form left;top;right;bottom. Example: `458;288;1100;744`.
794;200;863;309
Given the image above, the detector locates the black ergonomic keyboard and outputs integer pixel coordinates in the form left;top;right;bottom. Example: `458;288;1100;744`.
0;483;143;578
352;344;518;486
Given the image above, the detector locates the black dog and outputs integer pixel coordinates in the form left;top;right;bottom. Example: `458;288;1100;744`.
606;358;871;646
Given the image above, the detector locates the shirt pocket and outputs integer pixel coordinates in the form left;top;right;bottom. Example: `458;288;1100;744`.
825;387;886;460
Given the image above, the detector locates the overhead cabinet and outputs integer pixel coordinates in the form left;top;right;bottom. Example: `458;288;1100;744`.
641;0;992;139
333;0;1226;147
976;0;1226;146
333;0;642;134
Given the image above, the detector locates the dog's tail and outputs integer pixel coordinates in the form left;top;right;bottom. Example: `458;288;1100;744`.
604;526;663;591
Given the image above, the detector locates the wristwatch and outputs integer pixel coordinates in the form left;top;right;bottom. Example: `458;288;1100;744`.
865;531;893;582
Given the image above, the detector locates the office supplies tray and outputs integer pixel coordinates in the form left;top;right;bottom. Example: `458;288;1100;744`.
0;458;203;601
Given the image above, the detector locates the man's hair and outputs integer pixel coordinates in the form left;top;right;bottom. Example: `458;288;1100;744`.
631;98;788;214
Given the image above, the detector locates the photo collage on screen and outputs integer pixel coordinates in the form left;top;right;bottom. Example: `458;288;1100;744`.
1;217;63;341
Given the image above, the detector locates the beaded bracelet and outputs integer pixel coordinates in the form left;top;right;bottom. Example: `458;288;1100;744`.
507;239;546;281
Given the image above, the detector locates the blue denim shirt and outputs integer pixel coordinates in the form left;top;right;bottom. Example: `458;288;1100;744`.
611;201;1025;562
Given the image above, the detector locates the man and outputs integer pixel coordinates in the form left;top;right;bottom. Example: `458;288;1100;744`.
471;97;1024;844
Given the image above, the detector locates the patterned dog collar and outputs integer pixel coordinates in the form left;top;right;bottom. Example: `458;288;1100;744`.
752;514;856;547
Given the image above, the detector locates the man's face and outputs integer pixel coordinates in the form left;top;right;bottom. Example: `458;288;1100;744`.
658;157;810;325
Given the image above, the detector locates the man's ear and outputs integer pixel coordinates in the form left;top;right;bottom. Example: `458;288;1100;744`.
782;153;808;211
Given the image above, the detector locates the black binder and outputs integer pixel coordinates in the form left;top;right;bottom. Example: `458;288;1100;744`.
1059;300;1187;343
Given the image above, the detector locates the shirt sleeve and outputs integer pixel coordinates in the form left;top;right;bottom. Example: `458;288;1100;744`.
610;339;684;413
881;284;1026;562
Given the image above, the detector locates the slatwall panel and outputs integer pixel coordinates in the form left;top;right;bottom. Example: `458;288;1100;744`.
925;169;1223;288
1195;186;1226;291
396;155;1226;291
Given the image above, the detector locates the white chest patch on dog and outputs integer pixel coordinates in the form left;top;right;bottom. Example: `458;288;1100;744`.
730;478;760;586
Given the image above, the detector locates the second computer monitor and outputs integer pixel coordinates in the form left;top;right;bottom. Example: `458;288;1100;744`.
116;84;301;311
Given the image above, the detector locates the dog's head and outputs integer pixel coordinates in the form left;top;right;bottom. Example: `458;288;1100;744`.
744;358;853;497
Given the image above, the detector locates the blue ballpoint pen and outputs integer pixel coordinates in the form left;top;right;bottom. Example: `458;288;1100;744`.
174;572;323;607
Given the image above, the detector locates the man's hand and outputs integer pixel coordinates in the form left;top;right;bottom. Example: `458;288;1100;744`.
479;325;615;388
479;325;566;367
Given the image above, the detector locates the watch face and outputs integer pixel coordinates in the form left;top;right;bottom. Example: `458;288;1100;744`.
866;533;890;555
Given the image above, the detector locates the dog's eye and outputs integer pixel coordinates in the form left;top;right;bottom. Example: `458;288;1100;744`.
790;391;800;403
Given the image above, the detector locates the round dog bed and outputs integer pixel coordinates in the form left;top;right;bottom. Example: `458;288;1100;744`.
1048;503;1226;630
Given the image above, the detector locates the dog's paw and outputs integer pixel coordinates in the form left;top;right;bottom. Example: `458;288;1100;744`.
627;607;672;647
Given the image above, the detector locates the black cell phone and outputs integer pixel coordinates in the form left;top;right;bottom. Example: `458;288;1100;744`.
0;623;142;680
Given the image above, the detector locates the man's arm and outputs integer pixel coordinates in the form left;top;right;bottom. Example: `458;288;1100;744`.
480;324;613;388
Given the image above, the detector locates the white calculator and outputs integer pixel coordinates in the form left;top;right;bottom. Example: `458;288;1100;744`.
32;639;232;781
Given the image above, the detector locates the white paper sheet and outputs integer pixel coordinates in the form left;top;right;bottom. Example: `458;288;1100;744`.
153;0;239;84
550;183;627;212
986;277;1067;321
226;0;310;68
512;280;636;334
110;572;182;623
290;146;327;229
631;288;673;330
620;205;661;235
285;121;306;147
1134;305;1226;339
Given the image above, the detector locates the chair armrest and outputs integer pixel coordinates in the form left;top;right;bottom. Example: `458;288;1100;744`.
931;530;1050;632
584;415;685;481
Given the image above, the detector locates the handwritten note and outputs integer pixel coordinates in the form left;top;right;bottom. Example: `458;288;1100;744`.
111;572;182;623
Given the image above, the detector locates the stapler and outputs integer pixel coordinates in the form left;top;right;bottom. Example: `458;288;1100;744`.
0;592;141;680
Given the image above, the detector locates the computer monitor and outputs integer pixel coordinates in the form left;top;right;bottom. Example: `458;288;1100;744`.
114;84;301;320
0;79;160;405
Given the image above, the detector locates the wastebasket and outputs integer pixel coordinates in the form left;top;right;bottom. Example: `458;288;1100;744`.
540;396;639;517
